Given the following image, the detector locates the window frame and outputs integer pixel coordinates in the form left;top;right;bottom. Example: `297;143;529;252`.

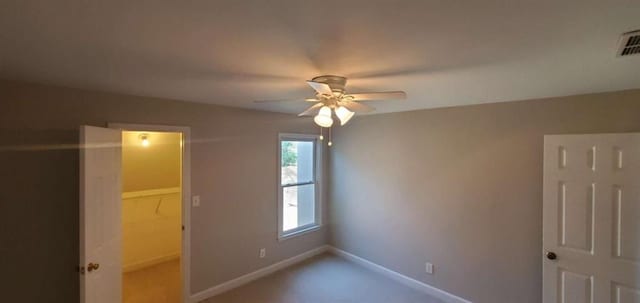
277;133;323;241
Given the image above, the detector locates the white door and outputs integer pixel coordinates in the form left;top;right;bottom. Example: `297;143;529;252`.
543;133;640;303
80;125;122;303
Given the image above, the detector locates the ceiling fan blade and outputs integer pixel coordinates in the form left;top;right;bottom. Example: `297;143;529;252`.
306;81;333;95
341;101;375;113
298;103;324;116
347;91;407;101
254;98;319;103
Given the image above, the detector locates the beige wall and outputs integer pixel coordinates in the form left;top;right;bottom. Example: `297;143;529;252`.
3;78;639;303
0;80;328;302
122;191;182;271
122;131;182;192
329;89;640;303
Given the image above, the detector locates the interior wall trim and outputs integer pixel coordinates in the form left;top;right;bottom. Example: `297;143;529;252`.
328;247;473;303
189;245;331;303
123;253;180;273
189;244;471;303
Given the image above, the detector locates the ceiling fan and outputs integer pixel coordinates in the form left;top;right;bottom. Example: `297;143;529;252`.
256;75;406;127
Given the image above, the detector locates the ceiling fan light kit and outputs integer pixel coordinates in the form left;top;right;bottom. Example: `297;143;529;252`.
335;106;354;126
313;106;334;128
255;75;406;146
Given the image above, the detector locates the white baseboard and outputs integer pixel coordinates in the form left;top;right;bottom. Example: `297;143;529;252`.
189;244;470;303
123;253;180;273
328;247;472;303
190;245;330;303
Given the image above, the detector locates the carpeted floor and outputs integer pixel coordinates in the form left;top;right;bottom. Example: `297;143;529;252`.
201;253;444;303
123;259;182;303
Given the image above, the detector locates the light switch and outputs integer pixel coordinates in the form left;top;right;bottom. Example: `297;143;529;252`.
192;195;201;207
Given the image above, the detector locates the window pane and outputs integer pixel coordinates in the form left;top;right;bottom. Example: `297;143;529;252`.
281;140;314;185
282;184;315;231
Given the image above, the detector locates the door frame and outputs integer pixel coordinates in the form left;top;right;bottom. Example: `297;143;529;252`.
109;123;191;303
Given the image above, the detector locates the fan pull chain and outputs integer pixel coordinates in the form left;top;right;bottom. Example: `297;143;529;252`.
328;127;333;147
319;127;324;141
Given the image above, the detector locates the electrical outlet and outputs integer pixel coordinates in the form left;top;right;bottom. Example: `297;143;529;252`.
192;195;200;207
425;262;434;275
259;248;266;258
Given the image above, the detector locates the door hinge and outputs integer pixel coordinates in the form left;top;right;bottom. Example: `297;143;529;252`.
77;266;85;275
182;225;185;231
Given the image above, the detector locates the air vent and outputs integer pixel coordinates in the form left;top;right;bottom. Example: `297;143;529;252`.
617;30;640;57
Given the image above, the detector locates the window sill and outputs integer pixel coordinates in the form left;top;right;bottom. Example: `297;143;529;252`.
278;225;321;242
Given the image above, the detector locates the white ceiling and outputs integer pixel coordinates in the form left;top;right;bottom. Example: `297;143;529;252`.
1;0;639;114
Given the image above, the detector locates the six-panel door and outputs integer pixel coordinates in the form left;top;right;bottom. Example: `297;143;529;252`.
543;134;640;303
80;126;122;303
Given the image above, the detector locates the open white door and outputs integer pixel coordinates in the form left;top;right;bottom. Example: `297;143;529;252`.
80;125;122;303
543;133;640;303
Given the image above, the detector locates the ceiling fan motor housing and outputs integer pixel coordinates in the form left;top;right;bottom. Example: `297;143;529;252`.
311;75;347;93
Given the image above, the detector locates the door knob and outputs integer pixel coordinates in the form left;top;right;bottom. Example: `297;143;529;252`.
87;263;100;272
546;252;557;260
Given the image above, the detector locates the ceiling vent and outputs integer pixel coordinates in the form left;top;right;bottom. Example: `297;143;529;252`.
617;30;640;57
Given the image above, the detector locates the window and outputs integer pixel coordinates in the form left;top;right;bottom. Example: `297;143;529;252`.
278;133;321;240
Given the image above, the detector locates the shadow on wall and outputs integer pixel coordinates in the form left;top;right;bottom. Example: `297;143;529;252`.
0;129;80;302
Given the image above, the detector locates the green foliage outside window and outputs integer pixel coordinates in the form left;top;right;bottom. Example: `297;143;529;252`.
282;141;297;167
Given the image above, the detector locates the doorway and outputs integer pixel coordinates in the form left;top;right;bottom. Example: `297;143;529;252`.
112;123;191;303
79;124;190;303
121;130;182;303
